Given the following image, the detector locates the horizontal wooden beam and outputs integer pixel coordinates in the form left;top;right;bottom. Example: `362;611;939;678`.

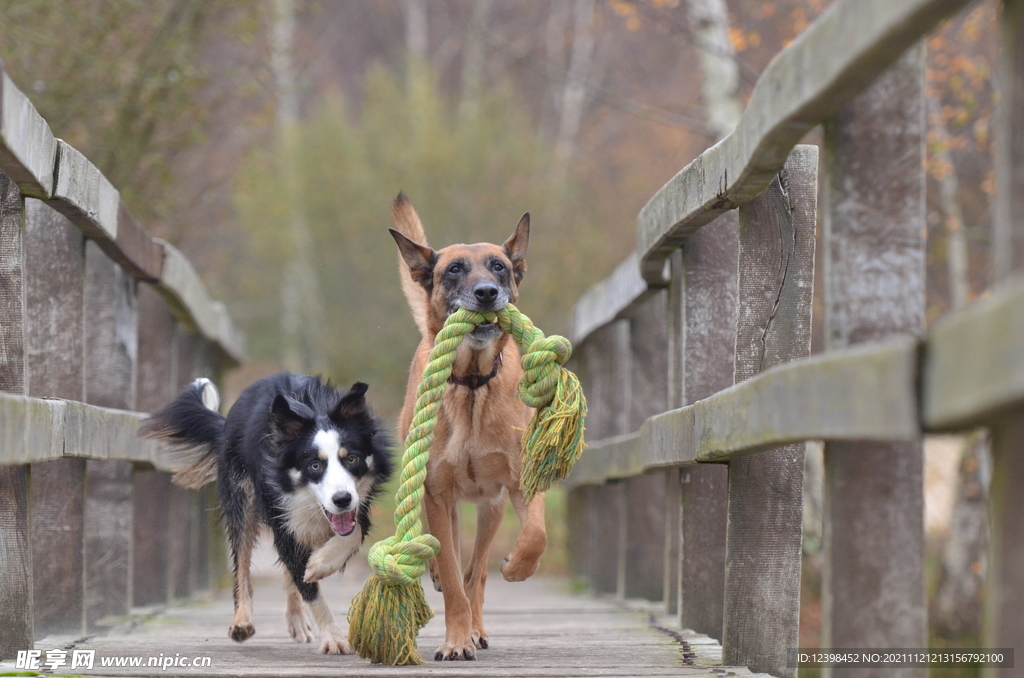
567;276;1024;488
0;66;243;364
572;251;652;343
566;337;919;487
635;0;974;284
923;278;1024;430
0;392;173;471
0;70;56;199
49;140;119;242
156;242;245;364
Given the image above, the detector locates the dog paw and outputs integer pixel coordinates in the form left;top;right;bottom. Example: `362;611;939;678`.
433;641;476;661
228;622;255;642
303;552;335;583
319;625;353;655
500;553;540;582
285;607;314;643
472;630;490;649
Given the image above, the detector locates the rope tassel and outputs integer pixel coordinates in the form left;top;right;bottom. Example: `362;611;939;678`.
348;304;587;665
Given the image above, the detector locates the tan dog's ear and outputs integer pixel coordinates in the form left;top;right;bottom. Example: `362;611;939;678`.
503;213;530;285
389;228;437;289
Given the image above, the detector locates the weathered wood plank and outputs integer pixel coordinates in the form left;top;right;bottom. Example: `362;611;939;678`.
0;70;56;199
572;251;651;343
36;563;755;677
622;291;667;601
636;0;973;284
722;145;816;678
564;336;920;488
49;140;119;242
821;45;927;672
23;198;87;637
678;210;737;641
84;241;137;409
0;172;25;394
0;170;32;659
101;204;164;283
82;240;138;630
923;280;1024;429
984;2;1024;670
580;321;631;595
0;465;32;658
157;241;244;365
0;392;169;467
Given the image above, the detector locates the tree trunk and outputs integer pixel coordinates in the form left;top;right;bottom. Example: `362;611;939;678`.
683;0;741;140
458;0;492;123
553;0;596;183
271;0;324;373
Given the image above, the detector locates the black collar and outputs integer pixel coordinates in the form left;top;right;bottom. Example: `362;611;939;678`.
448;352;503;390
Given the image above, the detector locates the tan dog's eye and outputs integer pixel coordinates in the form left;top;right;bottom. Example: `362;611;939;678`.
492;262;504;272
448;263;462;274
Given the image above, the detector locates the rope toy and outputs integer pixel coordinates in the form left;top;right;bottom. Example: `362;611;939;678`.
347;303;587;665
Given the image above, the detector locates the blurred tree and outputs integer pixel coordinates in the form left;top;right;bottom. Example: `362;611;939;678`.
0;0;258;234
232;63;607;419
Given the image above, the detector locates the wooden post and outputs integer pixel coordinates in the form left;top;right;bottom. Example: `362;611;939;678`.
677;210;739;639
0;170;32;658
722;145;817;678
133;284;176;606
83;240;137;630
168;324;199;600
23;199;87;636
821;45;926;677
621;290;668;601
579;321;629;595
985;2;1024;672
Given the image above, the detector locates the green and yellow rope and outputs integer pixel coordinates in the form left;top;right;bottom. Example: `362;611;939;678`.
347;304;587;665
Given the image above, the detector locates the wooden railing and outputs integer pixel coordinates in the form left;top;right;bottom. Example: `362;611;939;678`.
0;66;242;658
563;0;1024;677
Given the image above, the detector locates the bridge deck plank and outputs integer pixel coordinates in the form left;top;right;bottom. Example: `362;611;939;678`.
25;540;764;678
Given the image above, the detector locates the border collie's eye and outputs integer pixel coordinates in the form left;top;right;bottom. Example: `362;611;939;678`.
492;261;504;272
346;454;359;466
448;263;461;274
308;460;322;472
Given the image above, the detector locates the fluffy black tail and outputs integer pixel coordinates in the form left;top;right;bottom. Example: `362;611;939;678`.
140;378;224;489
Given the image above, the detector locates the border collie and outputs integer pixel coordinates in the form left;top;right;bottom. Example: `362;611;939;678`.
141;373;392;654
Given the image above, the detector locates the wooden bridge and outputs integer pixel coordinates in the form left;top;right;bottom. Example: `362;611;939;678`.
2;0;1024;676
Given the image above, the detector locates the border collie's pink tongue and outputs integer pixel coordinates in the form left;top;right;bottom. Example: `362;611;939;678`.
328;510;356;536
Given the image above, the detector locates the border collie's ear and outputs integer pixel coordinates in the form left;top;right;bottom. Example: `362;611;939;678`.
333;382;370;421
503;212;530;285
271;393;313;440
389;228;437;289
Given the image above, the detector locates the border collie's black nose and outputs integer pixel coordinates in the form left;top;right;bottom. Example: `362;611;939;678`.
332;491;352;510
474;284;498;304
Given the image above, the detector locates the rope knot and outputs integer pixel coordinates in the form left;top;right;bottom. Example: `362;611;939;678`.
367;534;440;587
518;334;572;409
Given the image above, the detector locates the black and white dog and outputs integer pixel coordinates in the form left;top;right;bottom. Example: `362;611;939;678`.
141;373;392;654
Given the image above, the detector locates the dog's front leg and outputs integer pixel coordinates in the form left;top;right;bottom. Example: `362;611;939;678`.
424;492;476;660
501;489;547;582
303;533;361;583
283;574;314;643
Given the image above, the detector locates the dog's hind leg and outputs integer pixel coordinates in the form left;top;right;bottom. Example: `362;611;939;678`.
223;477;258;642
283;574;314;643
500;489;547;582
463;497;504;649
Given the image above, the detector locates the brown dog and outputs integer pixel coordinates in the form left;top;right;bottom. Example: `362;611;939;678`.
389;194;547;661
